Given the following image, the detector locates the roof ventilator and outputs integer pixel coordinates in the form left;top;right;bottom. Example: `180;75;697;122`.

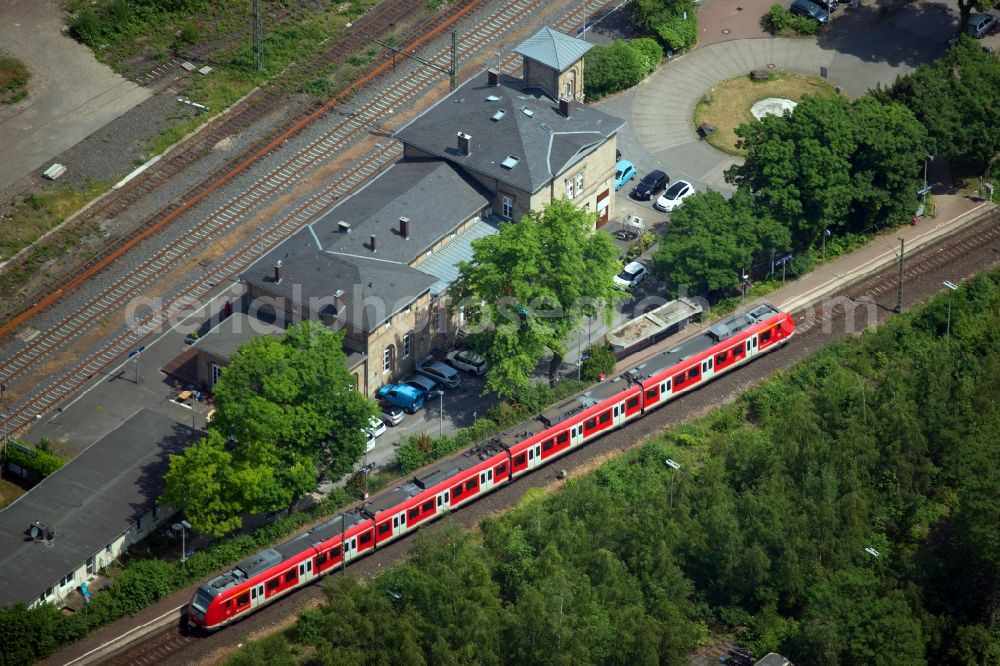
338;221;352;233
457;132;471;156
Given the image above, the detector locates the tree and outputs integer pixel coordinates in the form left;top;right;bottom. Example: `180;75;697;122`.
631;0;696;30
652;189;785;297
163;322;376;532
584;41;651;99
956;0;993;31
452;198;621;400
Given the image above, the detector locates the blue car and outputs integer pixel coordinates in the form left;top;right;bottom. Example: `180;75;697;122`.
378;383;426;414
615;160;637;191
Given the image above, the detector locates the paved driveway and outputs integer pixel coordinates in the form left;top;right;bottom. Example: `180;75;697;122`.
595;0;957;199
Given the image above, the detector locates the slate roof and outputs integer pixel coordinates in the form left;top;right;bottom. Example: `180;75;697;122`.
193;313;284;361
311;160;491;266
514;26;593;71
0;409;202;607
416;217;499;296
242;241;436;333
393;69;624;194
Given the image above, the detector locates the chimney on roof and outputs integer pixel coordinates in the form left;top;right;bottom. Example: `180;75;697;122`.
369;234;377;253
334;288;345;314
457;131;471;157
487;69;499;87
338;220;351;233
273;260;282;284
559;97;572;118
399;216;410;239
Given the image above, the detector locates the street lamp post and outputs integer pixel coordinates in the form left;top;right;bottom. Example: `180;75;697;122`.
432;390;443;437
172;520;192;566
822;229;831;261
943;280;959;337
664;458;681;509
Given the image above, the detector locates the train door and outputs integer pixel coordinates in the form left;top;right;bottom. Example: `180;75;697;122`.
343;536;358;563
748;335;759;356
526;443;543;470
570;423;583;447
249;582;266;609
298;558;315;584
479;467;495;492
392;510;407;537
436;490;451;512
701;357;714;380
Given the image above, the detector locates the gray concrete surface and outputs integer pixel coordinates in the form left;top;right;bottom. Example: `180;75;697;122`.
0;0;151;194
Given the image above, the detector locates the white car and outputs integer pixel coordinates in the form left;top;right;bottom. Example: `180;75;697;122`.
365;415;386;439
614;261;648;289
654;180;695;212
446;350;489;375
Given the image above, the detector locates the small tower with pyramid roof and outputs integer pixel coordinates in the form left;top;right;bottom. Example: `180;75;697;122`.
513;26;593;103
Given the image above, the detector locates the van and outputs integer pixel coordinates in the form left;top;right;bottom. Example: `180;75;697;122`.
417;361;461;389
377;383;426;414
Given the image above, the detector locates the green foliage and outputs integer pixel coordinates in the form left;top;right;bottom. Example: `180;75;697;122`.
788;15;819;35
629;37;664;71
623;231;657;262
654;13;698;52
2;441;64;478
0;53;31;105
764;5;791;33
229;267;1000;666
580;343;616;381
163;322;376;533
583;40;655;100
632;0;696;30
452;199;621;399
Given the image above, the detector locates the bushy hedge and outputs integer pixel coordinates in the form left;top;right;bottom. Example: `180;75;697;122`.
584;39;663;100
654;13;698;52
2;441;64;478
0;486;353;666
580;344;617;382
396;380;588;473
763;4;819;35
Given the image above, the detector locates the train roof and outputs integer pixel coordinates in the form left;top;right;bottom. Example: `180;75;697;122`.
273;508;369;559
626;303;781;380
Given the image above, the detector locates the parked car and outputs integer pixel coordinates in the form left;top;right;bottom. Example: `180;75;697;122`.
614;160;637;190
365;431;376;453
614;261;649;289
404;374;439;395
631;170;669;200
967;13;997;38
380;401;405;426
417;361;461;389
366;415;387;439
446;350;489;375
654;180;696;212
377;383;426;413
790;0;829;23
813;0;838;12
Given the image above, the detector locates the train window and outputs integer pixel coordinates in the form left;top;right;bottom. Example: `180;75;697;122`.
379;523;391;535
627;396;640;409
267;579;279;591
557;432;569;444
408;508;419;520
225;599;232;608
360;533;372;546
673;372;685;386
543;438;554;451
645;388;657;400
284;571;296;583
514;453;526;466
331;546;341;558
497;463;507;475
317;553;328;565
465;478;477;491
452;483;463;498
761;329;772;342
687;367;698;380
585;418;597;430
422;500;434;512
716;352;727;364
664;380;671;391
599;411;612;424
237;593;250;606
251;587;257;600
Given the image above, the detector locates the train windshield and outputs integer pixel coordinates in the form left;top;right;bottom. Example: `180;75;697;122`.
191;589;213;613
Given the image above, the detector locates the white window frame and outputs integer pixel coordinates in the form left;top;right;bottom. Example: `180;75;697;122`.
502;195;513;219
383;347;392;373
575;171;585;195
403;333;412;358
210;362;222;386
565;179;574;199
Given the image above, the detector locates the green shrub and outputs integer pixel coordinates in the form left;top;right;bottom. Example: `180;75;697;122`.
788;15;819;35
580;344;617;381
584;40;649;99
763;4;791;33
3;441;64;478
630;37;664;73
176;21;200;46
654;14;698;53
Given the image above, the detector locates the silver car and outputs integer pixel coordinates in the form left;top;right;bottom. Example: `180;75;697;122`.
417;361;461;389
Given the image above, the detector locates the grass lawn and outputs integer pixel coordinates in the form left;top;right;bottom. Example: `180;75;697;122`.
0;476;26;510
694;71;842;156
0;53;30;105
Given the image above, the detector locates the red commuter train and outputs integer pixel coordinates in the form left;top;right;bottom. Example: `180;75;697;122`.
187;303;794;630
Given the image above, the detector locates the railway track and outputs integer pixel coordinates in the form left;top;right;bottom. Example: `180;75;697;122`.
87;206;1000;666
0;0;606;435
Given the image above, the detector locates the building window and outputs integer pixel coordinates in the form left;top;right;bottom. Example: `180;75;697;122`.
575;171;585;194
211;363;222;386
136;517;143;533
105;543;112;555
383;346;393;373
502;195;513;219
435;309;444;334
565;179;574;199
403;333;412;358
61;572;74;588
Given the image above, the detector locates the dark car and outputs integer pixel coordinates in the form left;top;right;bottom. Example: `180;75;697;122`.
813;0;837;12
631;170;669;200
967;13;997;38
790;0;829;23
